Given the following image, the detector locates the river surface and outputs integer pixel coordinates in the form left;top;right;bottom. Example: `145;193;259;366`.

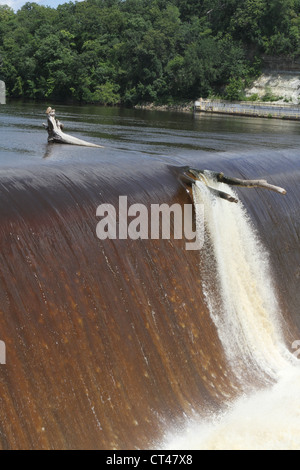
0;102;300;450
1;101;300;164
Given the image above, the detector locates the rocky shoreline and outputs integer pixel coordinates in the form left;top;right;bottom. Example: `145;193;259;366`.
134;97;300;121
194;98;300;120
134;101;194;113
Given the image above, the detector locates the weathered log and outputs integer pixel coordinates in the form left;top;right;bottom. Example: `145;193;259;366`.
216;172;287;195
180;168;239;203
179;167;287;203
43;107;104;148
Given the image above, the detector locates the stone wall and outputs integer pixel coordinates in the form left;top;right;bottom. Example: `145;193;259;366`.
194;98;300;120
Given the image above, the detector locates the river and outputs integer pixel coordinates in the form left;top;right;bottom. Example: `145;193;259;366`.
1;101;300;164
0;102;300;450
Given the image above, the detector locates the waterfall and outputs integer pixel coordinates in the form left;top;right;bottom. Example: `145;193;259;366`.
163;174;300;450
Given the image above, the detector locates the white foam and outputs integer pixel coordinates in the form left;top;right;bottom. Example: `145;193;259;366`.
162;175;300;450
192;177;294;378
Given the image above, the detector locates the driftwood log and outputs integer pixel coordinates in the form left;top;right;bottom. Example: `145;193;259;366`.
43;107;103;148
180;167;287;203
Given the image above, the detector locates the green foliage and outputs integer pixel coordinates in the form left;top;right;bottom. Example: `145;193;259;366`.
262;87;283;102
0;0;299;104
246;93;260;101
91;81;121;105
225;77;245;101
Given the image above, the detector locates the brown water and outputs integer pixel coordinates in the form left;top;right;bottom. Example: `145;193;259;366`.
0;102;299;449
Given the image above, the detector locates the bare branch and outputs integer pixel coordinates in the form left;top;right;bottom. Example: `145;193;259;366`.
179;167;287;204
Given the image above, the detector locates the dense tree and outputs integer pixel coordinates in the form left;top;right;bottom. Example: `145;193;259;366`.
0;0;299;104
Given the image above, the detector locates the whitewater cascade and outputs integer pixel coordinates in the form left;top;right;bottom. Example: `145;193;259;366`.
163;173;300;450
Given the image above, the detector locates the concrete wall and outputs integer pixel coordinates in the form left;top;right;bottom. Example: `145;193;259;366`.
0;81;6;105
194;98;300;120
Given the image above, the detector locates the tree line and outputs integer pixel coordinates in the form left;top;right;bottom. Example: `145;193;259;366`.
0;0;299;105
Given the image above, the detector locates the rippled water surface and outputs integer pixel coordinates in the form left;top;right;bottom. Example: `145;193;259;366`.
1;102;300;166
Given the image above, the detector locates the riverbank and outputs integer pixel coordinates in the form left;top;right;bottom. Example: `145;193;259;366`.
3;95;300;121
134;101;194;113
194;99;300;121
134;99;300;121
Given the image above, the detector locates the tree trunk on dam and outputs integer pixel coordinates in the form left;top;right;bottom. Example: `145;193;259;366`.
43;107;103;148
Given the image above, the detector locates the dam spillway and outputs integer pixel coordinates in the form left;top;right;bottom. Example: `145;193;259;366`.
0;104;300;449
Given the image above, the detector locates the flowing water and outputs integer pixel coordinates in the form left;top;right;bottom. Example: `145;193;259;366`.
0;102;300;449
164;176;300;450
